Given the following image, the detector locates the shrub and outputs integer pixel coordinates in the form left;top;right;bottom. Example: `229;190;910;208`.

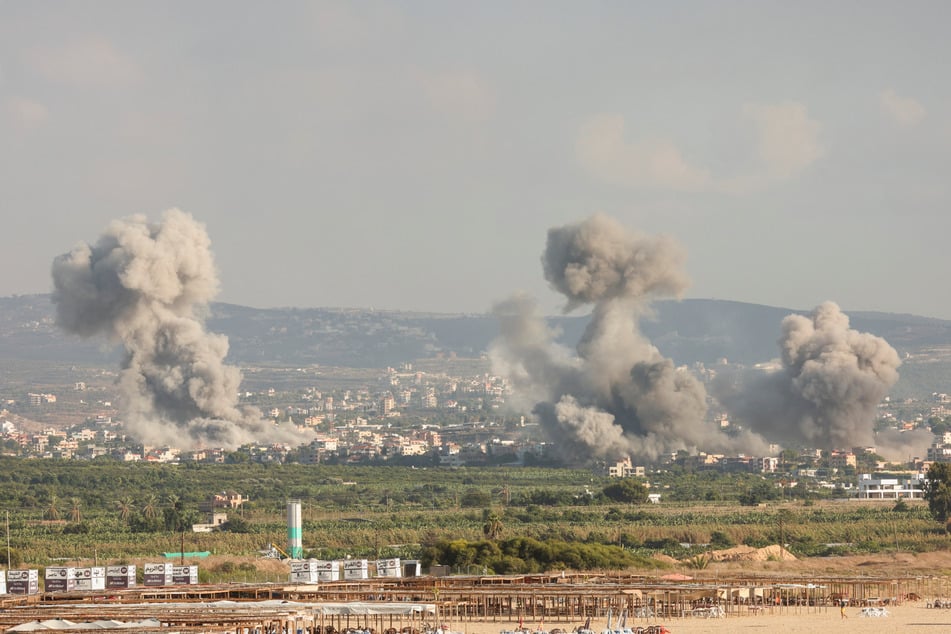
460;489;492;508
216;561;236;573
602;480;648;504
644;537;681;551
709;530;735;549
0;548;22;567
220;516;251;533
686;554;709;569
62;522;90;534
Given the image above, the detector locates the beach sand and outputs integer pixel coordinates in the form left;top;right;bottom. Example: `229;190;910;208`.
447;605;951;634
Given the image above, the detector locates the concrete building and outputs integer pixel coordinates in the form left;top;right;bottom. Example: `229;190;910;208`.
608;457;645;478
830;451;857;469
927;433;951;463
192;512;228;533
857;472;925;499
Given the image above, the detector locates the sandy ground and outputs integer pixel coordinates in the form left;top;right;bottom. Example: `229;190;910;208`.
447;605;951;634
91;551;951;633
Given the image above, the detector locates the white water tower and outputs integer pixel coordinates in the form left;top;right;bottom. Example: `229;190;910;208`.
287;499;302;559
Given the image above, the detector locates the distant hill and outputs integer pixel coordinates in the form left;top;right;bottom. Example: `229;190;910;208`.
2;294;951;398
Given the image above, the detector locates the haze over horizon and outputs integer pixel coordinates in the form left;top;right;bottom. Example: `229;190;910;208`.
3;3;950;319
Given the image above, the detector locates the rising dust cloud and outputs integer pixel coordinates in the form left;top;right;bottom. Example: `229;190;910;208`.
716;301;928;459
51;209;914;458
491;213;768;461
51;209;307;450
492;214;914;462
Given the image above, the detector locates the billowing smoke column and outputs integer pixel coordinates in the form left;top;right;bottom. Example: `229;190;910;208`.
716;301;904;451
491;214;767;461
51;209;306;450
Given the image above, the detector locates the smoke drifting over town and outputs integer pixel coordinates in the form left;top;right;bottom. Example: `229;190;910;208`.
491;214;768;461
51;209;306;450
715;301;923;457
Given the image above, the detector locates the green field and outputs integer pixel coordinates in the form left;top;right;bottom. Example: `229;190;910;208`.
0;458;946;576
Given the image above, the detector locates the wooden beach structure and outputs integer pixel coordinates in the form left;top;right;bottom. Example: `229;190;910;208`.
0;572;942;632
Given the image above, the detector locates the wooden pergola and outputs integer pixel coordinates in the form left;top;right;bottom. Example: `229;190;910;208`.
0;572;939;631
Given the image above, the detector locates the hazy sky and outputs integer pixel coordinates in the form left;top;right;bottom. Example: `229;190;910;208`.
2;2;949;317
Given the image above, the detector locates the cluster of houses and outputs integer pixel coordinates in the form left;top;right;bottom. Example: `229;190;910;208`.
261;368;508;425
0;409;546;467
6;374;951;498
0;416;120;459
607;446;937;501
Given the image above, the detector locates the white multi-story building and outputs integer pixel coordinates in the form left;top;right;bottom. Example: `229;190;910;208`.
398;440;429;456
608;457;645;478
761;456;779;473
28;393;56;406
857;473;925;499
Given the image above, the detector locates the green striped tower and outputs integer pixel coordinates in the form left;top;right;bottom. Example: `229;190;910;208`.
287;499;302;559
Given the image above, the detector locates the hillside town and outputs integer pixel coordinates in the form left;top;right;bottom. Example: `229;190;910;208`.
2;363;951;500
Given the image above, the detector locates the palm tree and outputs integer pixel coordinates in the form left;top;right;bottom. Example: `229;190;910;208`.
142;494;159;520
166;493;182;511
45;494;60;521
494;486;511;505
165;494;185;532
482;509;504;540
115;497;135;522
68;497;82;523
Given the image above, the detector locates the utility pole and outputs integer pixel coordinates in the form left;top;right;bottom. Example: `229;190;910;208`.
778;512;785;561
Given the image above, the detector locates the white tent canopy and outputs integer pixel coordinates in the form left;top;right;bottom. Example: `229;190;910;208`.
6;602;435;631
10;619;162;631
311;603;436;616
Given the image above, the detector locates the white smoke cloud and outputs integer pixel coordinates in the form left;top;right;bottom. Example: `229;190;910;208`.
51;209;311;450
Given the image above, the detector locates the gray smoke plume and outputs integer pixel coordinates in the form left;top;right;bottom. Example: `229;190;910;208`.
491;214;768;461
715;301;902;451
51;209;308;450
